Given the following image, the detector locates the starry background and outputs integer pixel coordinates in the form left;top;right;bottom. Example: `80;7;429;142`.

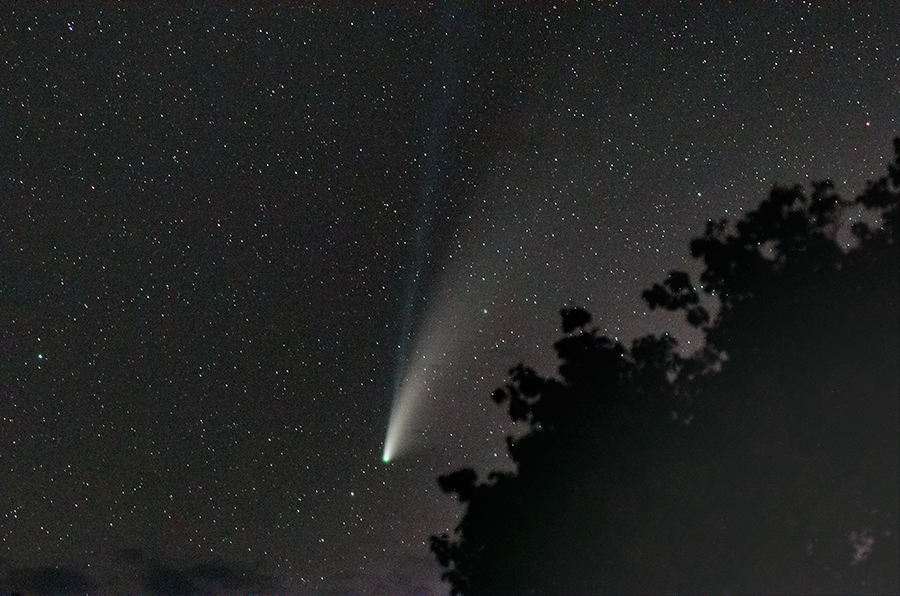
0;4;897;595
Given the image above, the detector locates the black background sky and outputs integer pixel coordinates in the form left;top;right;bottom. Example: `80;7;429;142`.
1;4;897;595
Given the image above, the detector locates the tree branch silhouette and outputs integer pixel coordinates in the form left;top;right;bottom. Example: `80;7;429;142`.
431;139;900;595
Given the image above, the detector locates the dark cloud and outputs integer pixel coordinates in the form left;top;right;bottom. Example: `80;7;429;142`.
0;551;274;596
190;561;273;594
144;562;197;596
135;551;275;596
1;565;95;596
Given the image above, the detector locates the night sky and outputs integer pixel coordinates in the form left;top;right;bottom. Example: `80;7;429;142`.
1;4;897;595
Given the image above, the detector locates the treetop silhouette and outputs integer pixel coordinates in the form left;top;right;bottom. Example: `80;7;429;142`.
432;138;899;595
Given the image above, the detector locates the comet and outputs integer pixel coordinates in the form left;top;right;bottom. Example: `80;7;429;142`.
383;281;473;463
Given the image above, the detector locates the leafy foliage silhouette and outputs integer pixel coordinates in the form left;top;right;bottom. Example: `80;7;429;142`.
431;139;900;595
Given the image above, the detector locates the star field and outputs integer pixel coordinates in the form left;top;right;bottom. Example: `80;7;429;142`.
1;4;897;594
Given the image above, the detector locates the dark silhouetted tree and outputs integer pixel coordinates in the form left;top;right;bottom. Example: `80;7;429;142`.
432;139;899;595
